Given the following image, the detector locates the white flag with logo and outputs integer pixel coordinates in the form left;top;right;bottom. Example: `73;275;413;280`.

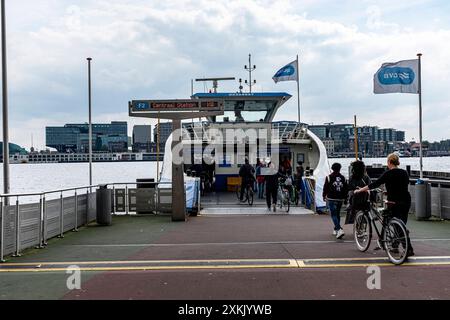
272;60;298;83
373;59;419;94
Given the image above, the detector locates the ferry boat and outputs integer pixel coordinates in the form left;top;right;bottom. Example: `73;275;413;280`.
157;90;331;213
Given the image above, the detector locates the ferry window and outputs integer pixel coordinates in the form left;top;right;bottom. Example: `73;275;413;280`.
215;111;267;122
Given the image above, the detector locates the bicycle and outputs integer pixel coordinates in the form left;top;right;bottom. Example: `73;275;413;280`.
353;188;411;265
290;180;300;206
277;178;290;213
236;181;254;206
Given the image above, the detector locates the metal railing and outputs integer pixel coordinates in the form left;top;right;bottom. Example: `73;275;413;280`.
408;178;450;220
0;180;198;262
0;184;98;262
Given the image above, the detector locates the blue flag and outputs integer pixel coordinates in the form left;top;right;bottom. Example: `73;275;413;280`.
272;60;298;83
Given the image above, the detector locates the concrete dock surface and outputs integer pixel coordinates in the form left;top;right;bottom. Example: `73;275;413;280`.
0;211;449;300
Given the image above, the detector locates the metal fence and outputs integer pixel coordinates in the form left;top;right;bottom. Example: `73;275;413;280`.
0;186;97;262
0;181;199;262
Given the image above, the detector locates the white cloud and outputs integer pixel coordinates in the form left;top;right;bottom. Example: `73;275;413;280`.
2;0;450;149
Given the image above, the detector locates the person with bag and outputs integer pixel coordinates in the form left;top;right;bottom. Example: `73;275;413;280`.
345;160;371;225
323;163;348;239
354;153;414;257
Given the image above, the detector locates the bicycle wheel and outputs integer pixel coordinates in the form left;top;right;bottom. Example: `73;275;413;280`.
353;211;372;252
278;188;283;210
236;186;247;202
283;190;290;212
384;218;409;265
247;188;254;206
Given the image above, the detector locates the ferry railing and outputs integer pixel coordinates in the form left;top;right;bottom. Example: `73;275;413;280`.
0;181;192;262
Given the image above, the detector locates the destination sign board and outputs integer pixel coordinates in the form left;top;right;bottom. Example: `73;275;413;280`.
131;99;223;112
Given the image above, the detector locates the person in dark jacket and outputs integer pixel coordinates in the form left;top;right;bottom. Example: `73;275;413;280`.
323;162;348;239
346;160;371;223
264;160;284;212
239;158;255;201
354;153;414;257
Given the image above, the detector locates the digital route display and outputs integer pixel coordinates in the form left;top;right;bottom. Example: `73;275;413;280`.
131;100;222;112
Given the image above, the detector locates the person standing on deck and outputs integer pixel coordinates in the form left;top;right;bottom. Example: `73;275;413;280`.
323;163;348;239
239;157;255;202
354;153;414;257
265;159;282;212
256;158;265;199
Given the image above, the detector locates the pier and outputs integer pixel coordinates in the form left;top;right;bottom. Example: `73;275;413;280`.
0;208;449;299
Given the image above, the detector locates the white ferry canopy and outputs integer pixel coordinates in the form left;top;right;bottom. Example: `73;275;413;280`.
191;92;292;123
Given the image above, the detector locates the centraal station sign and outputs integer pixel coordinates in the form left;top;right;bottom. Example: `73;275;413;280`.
131;100;223;112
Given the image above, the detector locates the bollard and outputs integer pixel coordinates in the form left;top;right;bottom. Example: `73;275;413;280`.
415;179;431;220
96;185;112;226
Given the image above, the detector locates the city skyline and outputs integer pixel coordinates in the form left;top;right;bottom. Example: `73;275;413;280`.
1;0;450;150
24;118;449;153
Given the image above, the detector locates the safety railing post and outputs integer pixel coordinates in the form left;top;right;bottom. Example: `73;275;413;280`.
42;195;47;246
112;185;116;215
73;190;78;232
0;198;5;262
35;195;44;249
198;186;201;214
125;185;129;216
58;192;64;238
12;197;21;257
438;183;443;220
85;188;89;226
155;186;160;215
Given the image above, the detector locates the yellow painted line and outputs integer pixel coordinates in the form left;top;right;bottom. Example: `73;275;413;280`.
297;260;306;267
3;260;450;272
299;263;395;268
2;257;449;273
299;262;450;268
0;264;297;273
0;258;293;267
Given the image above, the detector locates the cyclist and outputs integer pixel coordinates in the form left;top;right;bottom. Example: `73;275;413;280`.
354;153;414;257
239;157;256;202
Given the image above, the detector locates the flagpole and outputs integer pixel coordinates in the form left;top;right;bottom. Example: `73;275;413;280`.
296;54;300;124
417;53;423;180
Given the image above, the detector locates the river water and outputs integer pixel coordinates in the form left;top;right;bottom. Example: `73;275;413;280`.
0;156;449;196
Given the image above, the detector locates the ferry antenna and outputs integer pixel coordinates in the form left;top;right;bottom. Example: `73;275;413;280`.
195;77;235;93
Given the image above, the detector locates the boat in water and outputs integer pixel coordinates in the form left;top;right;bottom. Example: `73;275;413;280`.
157;89;330;213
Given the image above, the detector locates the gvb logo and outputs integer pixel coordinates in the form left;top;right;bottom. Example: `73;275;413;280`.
273;65;295;77
366;266;381;290
66;265;81;290
378;67;415;85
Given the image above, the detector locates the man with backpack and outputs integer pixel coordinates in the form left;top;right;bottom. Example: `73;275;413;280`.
323;163;348;239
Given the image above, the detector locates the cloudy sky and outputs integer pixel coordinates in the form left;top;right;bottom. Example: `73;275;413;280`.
2;0;450;150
